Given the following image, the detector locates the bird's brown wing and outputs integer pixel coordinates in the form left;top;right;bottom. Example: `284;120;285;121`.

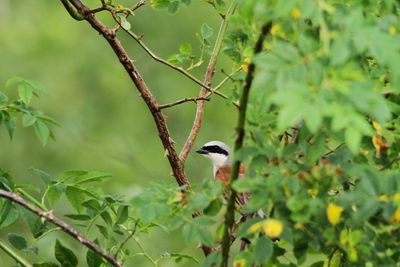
216;166;249;207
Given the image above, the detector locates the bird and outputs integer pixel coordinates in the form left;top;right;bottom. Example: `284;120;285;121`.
196;141;258;211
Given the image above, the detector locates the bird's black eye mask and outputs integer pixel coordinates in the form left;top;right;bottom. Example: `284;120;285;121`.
201;145;229;156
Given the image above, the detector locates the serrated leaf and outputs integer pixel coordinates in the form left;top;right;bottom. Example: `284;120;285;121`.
18;82;33;105
254;235;273;264
55;239;78;267
8;233;27;250
34;120;50;146
65;186;86;213
30;168;52;184
22;113;37;127
116;205;128;224
201;23;213;39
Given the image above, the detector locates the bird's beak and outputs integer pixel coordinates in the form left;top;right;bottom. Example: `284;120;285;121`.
196;148;208;155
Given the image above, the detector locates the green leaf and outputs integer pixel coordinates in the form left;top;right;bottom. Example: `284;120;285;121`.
55;239;78;267
5;76;24;87
18;82;33;105
65;186;86;213
182;223;196;244
118;15;131;30
0;201;19;228
200;23;213;39
8;233;27;250
254;236;273;264
0;92;8;105
3;115;16;139
73;170;112;185
86;239;103;267
100;211;112;225
168;1;179;14
33;262;59;267
181;0;191;6
116;205;129;224
47;185;63;207
34;120;50;146
22;113;37;127
30;168;52;184
204;199;222;216
96;224;109;238
179;43;192;55
64;214;92;221
17;206;48;238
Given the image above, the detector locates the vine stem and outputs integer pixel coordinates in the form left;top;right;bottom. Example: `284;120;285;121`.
0;189;122;267
220;23;272;267
0;239;32;267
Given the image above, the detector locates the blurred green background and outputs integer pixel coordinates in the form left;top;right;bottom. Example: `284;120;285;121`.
0;0;237;266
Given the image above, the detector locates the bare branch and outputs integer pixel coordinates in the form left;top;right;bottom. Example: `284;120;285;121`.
179;2;237;164
0;189;122;267
159;97;210;110
220;22;272;267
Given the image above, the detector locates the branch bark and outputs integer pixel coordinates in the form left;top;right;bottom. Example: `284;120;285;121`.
0;189;122;267
159;97;210;110
220;22;272;267
64;0;190;187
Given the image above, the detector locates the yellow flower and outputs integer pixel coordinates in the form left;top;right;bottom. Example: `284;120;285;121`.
378;195;389;202
115;4;124;9
244;57;251;63
291;9;301;19
327;203;344;225
271;24;281;36
393;193;400;202
390;207;400;223
389;26;397;36
262;219;283;238
233;258;246;267
372;121;382;135
248;222;263;233
241;64;249;72
150;1;158;7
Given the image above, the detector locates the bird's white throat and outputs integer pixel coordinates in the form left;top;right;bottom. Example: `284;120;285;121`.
205;153;231;176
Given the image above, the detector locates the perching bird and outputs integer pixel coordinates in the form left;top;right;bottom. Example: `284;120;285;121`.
196;141;252;209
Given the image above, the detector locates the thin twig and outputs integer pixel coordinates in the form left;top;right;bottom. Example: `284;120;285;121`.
60;0;84;20
115;220;139;257
179;1;238;164
113;24;230;101
220;22;272;267
113;0;147;32
0;189;122;267
159;97;210;110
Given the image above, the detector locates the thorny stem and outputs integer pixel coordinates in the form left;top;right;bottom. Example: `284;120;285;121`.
220;23;272;267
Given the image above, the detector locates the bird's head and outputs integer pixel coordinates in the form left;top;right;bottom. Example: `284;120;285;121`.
196;141;231;169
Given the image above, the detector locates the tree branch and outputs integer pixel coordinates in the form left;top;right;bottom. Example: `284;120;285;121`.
0;189;122;267
112;22;230;101
60;0;84;20
64;0;189;187
112;0;147;32
220;22;272;267
159;97;210;110
179;1;237;164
